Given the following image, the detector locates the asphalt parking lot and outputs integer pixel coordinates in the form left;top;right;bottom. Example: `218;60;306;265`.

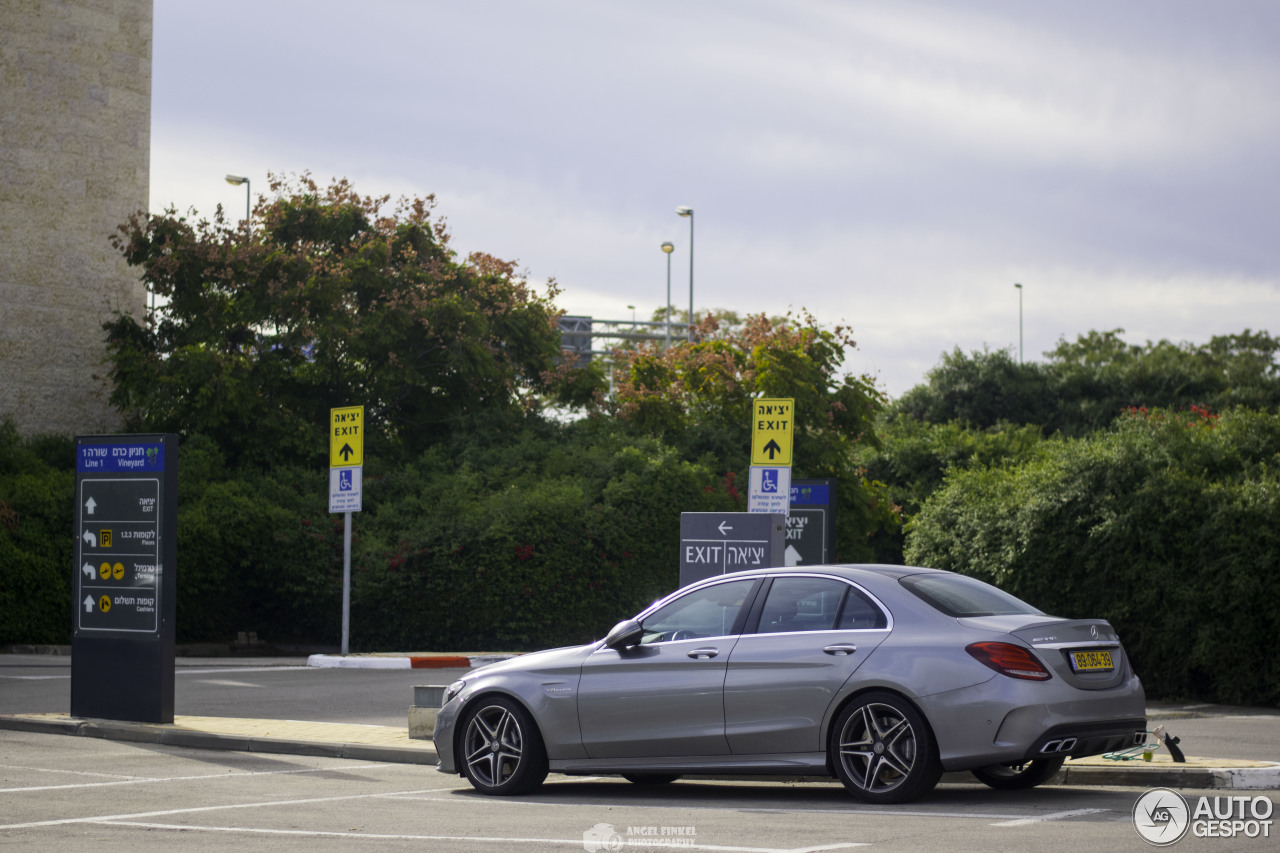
2;653;1278;852
7;726;1270;853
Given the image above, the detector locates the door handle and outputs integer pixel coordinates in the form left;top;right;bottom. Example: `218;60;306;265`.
823;644;858;656
687;648;719;659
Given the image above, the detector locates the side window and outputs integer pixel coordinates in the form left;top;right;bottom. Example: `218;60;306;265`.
756;577;847;634
641;579;756;643
837;586;889;630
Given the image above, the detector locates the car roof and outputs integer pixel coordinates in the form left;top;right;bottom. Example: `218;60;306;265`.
714;563;947;584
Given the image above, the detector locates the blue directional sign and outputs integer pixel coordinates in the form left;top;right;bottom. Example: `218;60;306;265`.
786;478;837;566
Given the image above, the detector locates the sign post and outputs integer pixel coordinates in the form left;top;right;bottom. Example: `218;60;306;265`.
71;434;177;722
329;406;364;655
748;398;794;516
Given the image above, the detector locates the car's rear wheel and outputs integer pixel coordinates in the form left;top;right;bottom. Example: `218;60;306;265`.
460;696;548;795
971;757;1065;790
622;773;681;785
830;692;942;804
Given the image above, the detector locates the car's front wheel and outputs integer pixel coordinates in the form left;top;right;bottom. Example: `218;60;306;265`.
460;696;548;795
971;757;1065;790
830;692;942;804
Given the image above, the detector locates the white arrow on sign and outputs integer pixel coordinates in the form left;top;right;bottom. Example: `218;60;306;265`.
81;562;94;578
83;595;94;613
82;530;96;547
718;521;733;535
85;497;96;515
785;545;803;566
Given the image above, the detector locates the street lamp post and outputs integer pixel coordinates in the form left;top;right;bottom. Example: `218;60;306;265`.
1014;283;1023;364
225;174;250;233
661;241;674;347
676;206;693;341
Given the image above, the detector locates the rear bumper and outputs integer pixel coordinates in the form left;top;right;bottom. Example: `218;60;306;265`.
921;670;1146;771
1025;717;1147;762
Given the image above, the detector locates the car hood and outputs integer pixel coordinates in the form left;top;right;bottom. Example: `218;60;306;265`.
468;642;599;678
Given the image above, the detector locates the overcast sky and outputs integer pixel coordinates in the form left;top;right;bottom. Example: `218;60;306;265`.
150;0;1280;398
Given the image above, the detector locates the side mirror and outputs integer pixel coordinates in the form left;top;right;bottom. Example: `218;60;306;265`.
603;619;643;650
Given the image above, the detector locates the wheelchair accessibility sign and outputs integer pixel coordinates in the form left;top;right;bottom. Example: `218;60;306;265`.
328;466;363;513
748;465;791;516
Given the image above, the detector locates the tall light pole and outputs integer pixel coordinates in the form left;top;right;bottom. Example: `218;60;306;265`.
1014;282;1023;364
225;174;250;233
661;241;674;347
676;205;694;341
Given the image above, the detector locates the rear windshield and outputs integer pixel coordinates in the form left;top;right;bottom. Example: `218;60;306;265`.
900;573;1042;618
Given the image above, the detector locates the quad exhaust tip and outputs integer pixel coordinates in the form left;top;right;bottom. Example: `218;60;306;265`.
1039;738;1077;754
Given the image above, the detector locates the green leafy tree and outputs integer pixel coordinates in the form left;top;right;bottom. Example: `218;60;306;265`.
1046;329;1280;433
905;407;1280;705
893;347;1055;429
603;311;897;560
104;175;603;466
855;418;1044;563
894;330;1280;436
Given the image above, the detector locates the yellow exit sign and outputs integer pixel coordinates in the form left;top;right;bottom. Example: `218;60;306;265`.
330;406;364;467
750;398;794;466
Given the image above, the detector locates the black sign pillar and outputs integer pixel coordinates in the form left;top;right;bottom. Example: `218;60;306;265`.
71;434;178;722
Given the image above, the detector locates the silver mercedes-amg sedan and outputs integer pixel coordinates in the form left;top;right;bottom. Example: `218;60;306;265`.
433;564;1146;803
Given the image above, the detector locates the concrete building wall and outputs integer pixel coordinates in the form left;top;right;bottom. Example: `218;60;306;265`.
0;0;152;437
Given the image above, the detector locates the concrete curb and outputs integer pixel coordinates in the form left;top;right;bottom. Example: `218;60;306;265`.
0;715;439;766
306;653;516;670
1058;760;1280;791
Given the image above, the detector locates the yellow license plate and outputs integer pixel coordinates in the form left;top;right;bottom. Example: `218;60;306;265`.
1071;650;1114;672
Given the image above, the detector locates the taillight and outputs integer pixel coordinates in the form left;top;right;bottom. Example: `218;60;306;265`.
966;642;1052;681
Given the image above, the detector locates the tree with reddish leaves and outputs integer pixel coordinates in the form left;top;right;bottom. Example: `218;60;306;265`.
104;174;603;466
603;311;897;560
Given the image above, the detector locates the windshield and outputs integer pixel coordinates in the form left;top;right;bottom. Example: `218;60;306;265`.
900;572;1042;618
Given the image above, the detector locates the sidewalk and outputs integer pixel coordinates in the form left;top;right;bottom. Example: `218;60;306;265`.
3;710;1278;790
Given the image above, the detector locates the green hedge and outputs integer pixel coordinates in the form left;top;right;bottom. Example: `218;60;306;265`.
0;423;74;645
906;408;1280;705
347;423;741;650
1;421;741;650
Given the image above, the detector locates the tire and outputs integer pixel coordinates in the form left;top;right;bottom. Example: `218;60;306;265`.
459;696;548;795
622;773;681;785
971;757;1065;790
830;691;942;804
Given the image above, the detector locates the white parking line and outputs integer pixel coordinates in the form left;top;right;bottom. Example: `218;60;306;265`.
0;762;141;781
3;787;873;851
190;679;265;688
0;788;436;830
72;822;868;852
990;808;1108;827
0;762;393;794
